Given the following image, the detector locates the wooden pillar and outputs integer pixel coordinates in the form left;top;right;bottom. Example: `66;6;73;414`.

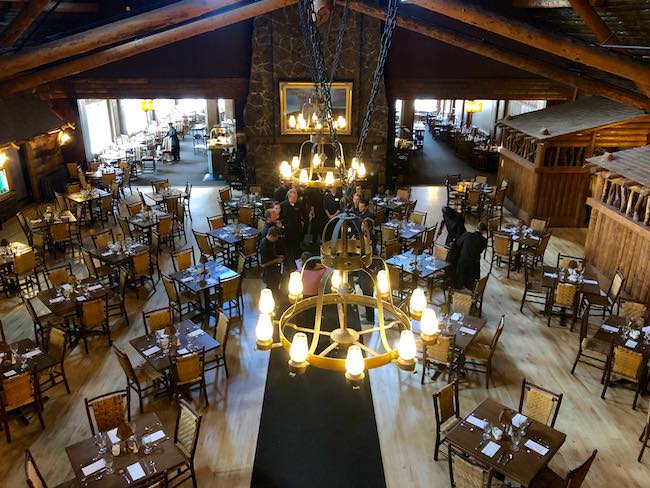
401;99;415;131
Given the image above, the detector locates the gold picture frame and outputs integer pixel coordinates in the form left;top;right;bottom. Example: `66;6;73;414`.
279;81;353;135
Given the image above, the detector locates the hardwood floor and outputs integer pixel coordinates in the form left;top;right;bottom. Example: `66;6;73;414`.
0;185;647;487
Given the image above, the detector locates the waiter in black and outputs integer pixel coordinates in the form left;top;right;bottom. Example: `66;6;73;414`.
259;227;284;300
450;222;488;290
280;188;304;267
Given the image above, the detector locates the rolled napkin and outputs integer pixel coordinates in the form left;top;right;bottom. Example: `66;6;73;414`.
459;326;476;335
601;324;619;333
187;329;204;337
81;458;106;477
142;429;165;444
23;349;42;359
525;439;549;456
481;441;501;458
49;296;65;304
127;463;146;481
544;272;558;279
465;415;486;429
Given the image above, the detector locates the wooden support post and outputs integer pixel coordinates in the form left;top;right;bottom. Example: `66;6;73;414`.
347;1;650;111
0;0;49;47
0;0;242;80
409;0;650;89
0;0;295;96
568;0;618;44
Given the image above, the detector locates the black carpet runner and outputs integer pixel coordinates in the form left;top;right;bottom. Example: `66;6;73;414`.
251;305;386;488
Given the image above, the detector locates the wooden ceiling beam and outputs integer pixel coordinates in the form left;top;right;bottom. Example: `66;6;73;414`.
408;0;650;89
0;0;50;48
348;1;650;111
0;0;242;81
0;1;98;13
568;0;618;44
0;0;295;97
513;0;604;7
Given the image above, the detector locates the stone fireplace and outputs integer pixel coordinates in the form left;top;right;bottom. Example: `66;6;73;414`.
244;5;388;194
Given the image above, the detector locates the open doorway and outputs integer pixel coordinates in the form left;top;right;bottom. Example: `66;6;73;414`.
77;98;237;186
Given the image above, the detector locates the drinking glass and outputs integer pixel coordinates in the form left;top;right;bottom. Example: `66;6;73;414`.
142;436;153;455
95;432;107;454
482;420;491;442
511;429;521;451
103;453;114;474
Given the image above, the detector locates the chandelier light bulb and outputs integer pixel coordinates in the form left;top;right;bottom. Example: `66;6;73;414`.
290;332;309;364
420;307;439;339
325;171;335;186
332;120;339;130
409;288;427;320
337;115;347;129
315;122;323;130
347;167;356;180
377;270;390;297
351;157;359;171
291;156;300;170
331;270;343;290
300;169;309;184
59;131;72;145
279;160;291;179
255;313;274;348
397;330;417;371
311;113;318;124
346;345;365;377
259;288;275;315
312;153;320;167
334;157;341;167
288;115;297;129
297;113;306;129
288;271;303;300
357;162;366;178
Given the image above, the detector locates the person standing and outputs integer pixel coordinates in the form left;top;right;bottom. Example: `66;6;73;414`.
273;180;291;203
436;206;466;246
262;207;283;238
450;222;488;290
356;198;373;221
165;122;181;161
280;189;304;267
259;227;284;301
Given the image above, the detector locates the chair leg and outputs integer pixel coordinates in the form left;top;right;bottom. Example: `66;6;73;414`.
570;351;581;375
62;368;71;394
601;369;611;399
639;427;649;462
3;419;11;442
520;291;527;312
434;430;441;461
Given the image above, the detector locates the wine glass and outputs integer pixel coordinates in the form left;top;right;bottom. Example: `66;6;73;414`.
95;432;107;454
142;436;153;455
103;453;114;474
511;428;522;451
482;419;491;442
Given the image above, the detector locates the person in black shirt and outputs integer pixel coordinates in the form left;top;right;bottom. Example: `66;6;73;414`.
260;227;284;299
273;181;291;203
305;187;326;245
324;187;340;221
262;207;283;238
280;189;304;267
356;198;373;221
450;222;488;290
349;192;361;215
436;206;467;246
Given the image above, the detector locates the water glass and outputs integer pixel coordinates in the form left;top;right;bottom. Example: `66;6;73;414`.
95;432;107;454
103;453;114;474
482;420;491;442
142;436;153;455
511;429;521;451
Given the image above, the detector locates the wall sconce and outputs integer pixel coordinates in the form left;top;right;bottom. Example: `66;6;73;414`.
0;152;7;168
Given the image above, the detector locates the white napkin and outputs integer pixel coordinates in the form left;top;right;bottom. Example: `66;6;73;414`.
101;251;113;257
525;439;549;456
181;277;194;283
23;349;42;359
107;428;120;444
30;219;42;224
143;429;165;444
127;463;146;481
177;348;189;355
642;325;650;333
49;296;64;304
88;284;103;291
512;413;527;428
583;279;598;285
450;312;462;321
76;296;87;302
187;329;204;337
601;324;620;333
544;272;558;279
625;339;638;349
512;235;521;241
81;458;106;477
143;346;161;357
481;441;501;458
3;369;16;377
531;235;540;241
459;326;476;335
465;415;486;429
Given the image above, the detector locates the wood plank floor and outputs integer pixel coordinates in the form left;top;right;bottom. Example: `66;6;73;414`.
0;185;647;487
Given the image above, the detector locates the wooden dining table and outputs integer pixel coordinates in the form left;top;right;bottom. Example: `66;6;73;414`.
445;398;566;487
386;250;451;280
88;242;150;267
127;210;171;242
0;339;57;377
0;242;31;267
595;315;650;355
37;280;112;317
28;211;77;232
66;188;111;205
85;168;123;181
372;196;409;218
382;219;426;240
130;320;221;373
143;189;187;205
66;412;185;487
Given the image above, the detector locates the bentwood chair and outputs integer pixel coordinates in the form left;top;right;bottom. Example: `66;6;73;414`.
171;349;208;406
639;409;650;462
489;233;514;278
171;247;196;273
601;344;647;410
448;445;503;488
142;306;174;335
570;306;610;377
1;371;45;442
520;264;548;313
421;334;458;385
76;295;112;354
113;346;163;414
529;450;597;488
84;389;131;435
518;378;563;427
432;380;460;461
463;315;505;389
25;448;78;488
581;269;625;319
40;327;71;395
167;399;202;487
44;263;72;289
204;310;231;378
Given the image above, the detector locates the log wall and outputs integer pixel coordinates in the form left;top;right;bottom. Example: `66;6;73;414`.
24;133;64;202
498;148;538;222
586;197;650;304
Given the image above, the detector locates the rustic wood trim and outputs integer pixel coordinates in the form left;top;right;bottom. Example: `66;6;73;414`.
587;196;650;235
0;0;49;47
568;0;618;44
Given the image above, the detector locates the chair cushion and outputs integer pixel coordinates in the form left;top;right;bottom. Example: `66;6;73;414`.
582;337;610;356
528;466;565;488
134;363;163;384
464;343;490;362
584;294;610;307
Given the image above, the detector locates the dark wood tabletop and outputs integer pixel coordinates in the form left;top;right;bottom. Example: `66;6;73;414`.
86;168;123;179
66;189;111;204
595;315;650;355
494;227;541;248
208;223;260;245
143;189;187;204
224;196;271;209
0;242;30;266
541;265;601;296
0;339;57;376
66;412;185;487
88;243;150;266
169;261;239;294
130;320;220;372
386;251;450;279
28;210;77;231
372;197;408;211
36;280;112;317
446;398;566;487
127;210;171;230
382;219;426;240
413;314;486;351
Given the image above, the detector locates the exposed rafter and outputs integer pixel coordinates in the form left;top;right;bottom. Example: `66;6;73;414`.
0;0;242;81
568;0;618;44
0;0;50;48
349;1;650;111
408;0;650;90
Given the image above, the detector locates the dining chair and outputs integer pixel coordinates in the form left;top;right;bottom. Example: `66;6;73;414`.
21;291;66;346
444;290;473;316
486;187;507;218
518;378;563;427
7;249;40;295
396;187;411;201
112;346;163;415
88;162;100;172
152;179;170;193
421;333;458;385
193;229;224;262
118;215;142;242
463;315;505;389
76;294;112;354
384;238;401;259
66;162;79;178
101;171;116;190
489;233;514;278
162;274;201;318
546;282;580;329
380;226;397;255
128;250;156;297
463;189;483;217
205;310;231;378
556;253;586;270
121;167;133;195
167;399;202;488
520;264;548;313
447;444;500;488
471;275;489;317
163;194;179;215
50;221;78;257
219;186;232;202
238;206;255;227
108;268;129;326
142;306;174;335
94;194;116;226
84;389;130;435
0;319;5;343
0;371;45;442
570;306;609;377
529;217;550;234
55;191;69;213
386;264;411;301
620;300;648;322
432;380;460;461
410;224;437;255
207;215;225;230
601;344;647;410
66;182;81;194
127;202;143;216
171;247;196;273
518;232;552;270
91;228;115;250
241;234;260;272
409;210;427;226
219;274;243;320
175;204;188;242
44;263;72;289
157;215;175;250
582;269;625;319
171;349;209;406
40;327;71;395
183;181;193;221
81;248;115;285
639;409;650;462
529;450;597;488
25;448;77;487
